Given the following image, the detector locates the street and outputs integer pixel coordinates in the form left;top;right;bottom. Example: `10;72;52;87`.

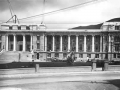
0;67;120;90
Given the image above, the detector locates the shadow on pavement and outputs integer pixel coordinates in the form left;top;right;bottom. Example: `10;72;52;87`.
105;79;120;89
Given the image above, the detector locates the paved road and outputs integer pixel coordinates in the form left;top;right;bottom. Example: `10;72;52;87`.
0;67;120;90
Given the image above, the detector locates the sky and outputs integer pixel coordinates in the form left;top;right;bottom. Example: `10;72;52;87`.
0;0;120;29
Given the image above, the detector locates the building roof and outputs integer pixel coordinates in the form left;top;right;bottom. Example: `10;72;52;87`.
71;17;120;29
71;23;103;29
106;17;120;22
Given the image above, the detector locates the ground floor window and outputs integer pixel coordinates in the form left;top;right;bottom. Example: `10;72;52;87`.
79;54;83;58
95;54;99;58
114;53;117;58
87;54;91;58
117;53;120;58
55;53;59;57
37;53;39;59
63;53;67;58
47;53;51;57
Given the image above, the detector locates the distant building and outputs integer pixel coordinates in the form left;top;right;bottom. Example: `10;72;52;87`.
0;18;120;62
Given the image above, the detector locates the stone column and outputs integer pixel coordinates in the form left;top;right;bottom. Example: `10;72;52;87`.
52;35;55;52
76;35;78;52
92;35;95;52
6;35;8;51
45;35;47;51
100;35;103;52
13;34;16;51
108;35;111;52
23;35;26;51
68;35;70;52
60;35;62;52
84;35;86;52
30;35;33;51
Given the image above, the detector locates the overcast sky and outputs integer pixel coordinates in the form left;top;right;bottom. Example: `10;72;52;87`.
0;0;120;29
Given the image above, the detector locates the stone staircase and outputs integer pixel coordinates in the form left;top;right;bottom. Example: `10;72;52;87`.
0;51;33;64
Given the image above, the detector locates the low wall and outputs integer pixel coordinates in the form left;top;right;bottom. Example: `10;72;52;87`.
108;65;120;71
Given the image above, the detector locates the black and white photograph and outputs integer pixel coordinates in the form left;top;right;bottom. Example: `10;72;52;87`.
0;0;120;90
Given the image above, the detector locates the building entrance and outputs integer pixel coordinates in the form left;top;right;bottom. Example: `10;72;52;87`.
16;35;23;51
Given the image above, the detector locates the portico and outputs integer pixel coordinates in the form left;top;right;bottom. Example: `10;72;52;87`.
5;34;32;51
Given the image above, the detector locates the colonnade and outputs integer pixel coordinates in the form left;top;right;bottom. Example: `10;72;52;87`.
45;35;112;52
5;34;33;51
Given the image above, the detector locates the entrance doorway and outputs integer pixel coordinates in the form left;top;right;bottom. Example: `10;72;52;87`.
16;35;23;51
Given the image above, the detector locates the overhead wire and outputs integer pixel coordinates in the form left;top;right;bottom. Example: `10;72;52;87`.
18;0;105;21
7;0;14;22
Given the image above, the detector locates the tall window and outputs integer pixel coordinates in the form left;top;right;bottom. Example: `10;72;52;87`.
79;44;82;51
37;43;40;49
37;36;40;41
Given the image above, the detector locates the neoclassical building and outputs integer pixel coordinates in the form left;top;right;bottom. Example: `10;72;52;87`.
0;19;120;62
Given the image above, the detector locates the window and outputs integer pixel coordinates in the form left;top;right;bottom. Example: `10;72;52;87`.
79;44;82;51
114;54;116;58
87;54;91;58
87;44;91;51
9;26;12;30
95;54;99;58
37;53;39;59
79;54;83;58
63;53;67;58
117;53;120;58
37;43;40;49
115;26;120;30
26;26;30;30
47;53;51;57
115;44;119;51
55;53;59;57
18;26;21;30
37;36;40;41
95;44;100;52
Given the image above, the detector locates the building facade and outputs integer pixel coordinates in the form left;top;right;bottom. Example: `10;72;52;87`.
0;21;120;62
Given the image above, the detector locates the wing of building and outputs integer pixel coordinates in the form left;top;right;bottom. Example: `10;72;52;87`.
0;18;120;63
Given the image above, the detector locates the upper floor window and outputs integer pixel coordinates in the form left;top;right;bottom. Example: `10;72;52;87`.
18;26;21;30
37;43;40;49
79;44;83;51
115;26;120;30
37;36;40;41
9;26;12;30
26;26;30;30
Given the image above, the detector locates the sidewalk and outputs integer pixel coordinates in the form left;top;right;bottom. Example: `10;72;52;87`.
0;66;120;79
